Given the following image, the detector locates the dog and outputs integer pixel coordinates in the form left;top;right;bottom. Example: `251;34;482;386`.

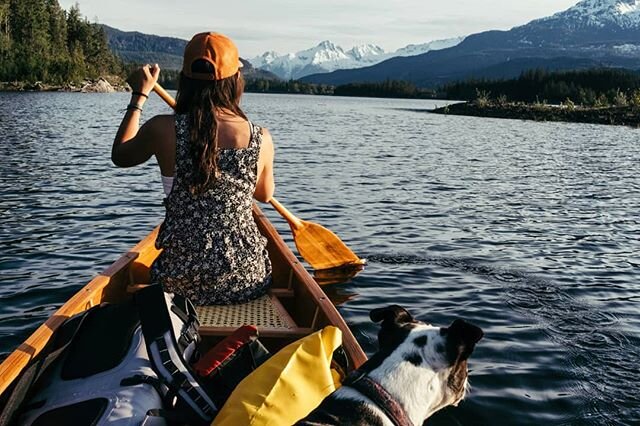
297;305;484;426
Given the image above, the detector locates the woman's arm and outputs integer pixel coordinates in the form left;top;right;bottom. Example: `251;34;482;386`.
111;64;161;167
254;128;275;203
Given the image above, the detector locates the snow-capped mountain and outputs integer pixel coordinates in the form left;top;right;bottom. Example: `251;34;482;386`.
535;0;640;29
251;51;279;69
503;0;640;49
250;41;385;80
301;0;640;87
250;37;464;80
393;37;465;57
347;44;385;60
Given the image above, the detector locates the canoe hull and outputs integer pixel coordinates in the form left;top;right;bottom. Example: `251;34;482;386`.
0;205;367;402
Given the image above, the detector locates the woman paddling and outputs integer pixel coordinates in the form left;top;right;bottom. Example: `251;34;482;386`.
111;32;275;305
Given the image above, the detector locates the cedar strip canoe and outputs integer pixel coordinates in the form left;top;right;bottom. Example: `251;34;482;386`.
0;204;368;403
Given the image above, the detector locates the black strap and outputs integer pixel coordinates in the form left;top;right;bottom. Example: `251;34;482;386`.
134;285;216;422
170;293;199;326
343;372;414;426
0;308;95;426
248;120;255;143
135;285;174;341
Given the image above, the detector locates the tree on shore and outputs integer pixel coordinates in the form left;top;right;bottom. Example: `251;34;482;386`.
0;0;122;84
334;79;433;98
440;68;640;107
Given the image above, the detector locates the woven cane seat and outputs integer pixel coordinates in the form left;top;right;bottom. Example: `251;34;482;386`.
196;293;295;329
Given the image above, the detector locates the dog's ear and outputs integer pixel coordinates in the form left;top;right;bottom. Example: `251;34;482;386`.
370;305;415;350
370;305;414;325
441;319;483;364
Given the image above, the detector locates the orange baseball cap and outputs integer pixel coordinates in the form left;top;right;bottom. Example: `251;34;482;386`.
182;32;243;80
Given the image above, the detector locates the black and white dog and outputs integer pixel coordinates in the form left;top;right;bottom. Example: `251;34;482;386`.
297;305;484;426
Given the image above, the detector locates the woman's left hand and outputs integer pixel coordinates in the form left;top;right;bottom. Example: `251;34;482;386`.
127;64;161;96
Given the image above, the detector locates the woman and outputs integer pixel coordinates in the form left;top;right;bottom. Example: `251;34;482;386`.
111;32;275;305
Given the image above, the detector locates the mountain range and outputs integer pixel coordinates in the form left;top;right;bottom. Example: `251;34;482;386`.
249;37;464;80
300;0;640;87
101;25;279;80
101;0;640;88
102;23;464;82
103;25;186;70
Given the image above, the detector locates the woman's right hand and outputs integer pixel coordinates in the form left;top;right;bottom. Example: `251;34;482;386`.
127;64;160;96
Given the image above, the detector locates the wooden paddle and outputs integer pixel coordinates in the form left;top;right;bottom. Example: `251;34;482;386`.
154;83;176;109
152;83;365;271
268;198;365;271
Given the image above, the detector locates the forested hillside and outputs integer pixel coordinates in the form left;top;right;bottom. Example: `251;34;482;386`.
102;25;185;70
0;0;122;84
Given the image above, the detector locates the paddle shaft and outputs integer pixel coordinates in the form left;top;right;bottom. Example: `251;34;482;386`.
153;83;176;109
268;197;304;230
152;83;303;229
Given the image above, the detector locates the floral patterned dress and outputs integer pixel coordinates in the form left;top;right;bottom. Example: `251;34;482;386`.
150;114;272;305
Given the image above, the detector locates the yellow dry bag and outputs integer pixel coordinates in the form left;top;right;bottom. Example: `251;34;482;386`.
213;326;343;426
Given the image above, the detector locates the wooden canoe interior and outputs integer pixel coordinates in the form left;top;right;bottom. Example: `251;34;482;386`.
0;205;367;402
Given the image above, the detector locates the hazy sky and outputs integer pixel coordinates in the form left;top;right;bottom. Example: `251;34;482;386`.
59;0;580;57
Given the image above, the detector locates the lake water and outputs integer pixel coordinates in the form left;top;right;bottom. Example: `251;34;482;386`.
1;92;639;425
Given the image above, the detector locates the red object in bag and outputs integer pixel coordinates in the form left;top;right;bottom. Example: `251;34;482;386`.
194;325;259;376
193;325;271;410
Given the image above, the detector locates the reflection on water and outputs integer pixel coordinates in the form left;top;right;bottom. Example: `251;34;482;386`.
1;92;639;425
320;285;359;307
313;262;366;286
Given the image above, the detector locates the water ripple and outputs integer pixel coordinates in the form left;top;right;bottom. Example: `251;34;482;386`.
1;92;639;425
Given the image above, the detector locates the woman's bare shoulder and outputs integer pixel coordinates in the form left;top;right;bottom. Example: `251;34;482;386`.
144;114;175;133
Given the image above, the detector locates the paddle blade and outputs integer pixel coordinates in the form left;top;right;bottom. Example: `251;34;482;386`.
291;221;365;271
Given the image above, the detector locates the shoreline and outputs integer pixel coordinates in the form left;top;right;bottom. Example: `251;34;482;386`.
0;77;129;93
429;102;640;128
3;85;640;129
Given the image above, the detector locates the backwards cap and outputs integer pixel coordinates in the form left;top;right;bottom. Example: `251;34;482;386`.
182;32;243;80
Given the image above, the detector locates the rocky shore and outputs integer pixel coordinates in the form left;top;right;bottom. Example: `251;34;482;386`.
430;102;640;127
0;76;129;93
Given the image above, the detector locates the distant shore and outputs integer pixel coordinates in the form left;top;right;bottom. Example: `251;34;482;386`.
430;102;640;127
0;77;129;93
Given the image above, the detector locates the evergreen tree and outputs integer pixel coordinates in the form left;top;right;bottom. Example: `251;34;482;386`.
9;0;50;81
45;0;70;83
0;0;122;84
441;68;640;106
0;0;12;78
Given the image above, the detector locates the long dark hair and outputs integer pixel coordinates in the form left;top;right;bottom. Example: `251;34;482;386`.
175;60;247;195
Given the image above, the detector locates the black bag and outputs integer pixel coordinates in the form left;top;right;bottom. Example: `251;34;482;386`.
193;325;270;408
